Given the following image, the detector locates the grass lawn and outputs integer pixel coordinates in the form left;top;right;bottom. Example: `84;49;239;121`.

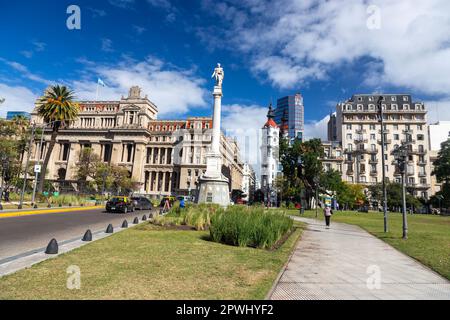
291;209;450;280
0;222;304;300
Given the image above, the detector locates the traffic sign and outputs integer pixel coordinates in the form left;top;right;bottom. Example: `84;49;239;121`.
34;164;41;173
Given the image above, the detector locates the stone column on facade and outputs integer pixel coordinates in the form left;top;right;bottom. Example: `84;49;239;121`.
65;143;79;181
131;143;145;187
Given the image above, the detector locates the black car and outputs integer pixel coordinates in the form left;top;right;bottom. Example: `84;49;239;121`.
131;196;153;210
106;197;135;213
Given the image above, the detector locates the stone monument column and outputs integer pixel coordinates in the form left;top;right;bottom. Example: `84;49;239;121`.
197;63;230;207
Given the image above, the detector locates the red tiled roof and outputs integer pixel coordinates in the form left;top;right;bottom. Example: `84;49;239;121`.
263;118;278;128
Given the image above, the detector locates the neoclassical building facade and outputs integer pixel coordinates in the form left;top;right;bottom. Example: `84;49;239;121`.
29;86;244;198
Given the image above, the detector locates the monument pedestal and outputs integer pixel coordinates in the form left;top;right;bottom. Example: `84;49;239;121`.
197;153;230;207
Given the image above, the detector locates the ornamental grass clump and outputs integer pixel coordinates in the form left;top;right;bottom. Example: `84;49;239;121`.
210;207;294;249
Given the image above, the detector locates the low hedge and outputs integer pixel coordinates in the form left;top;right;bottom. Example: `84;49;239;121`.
210;206;293;249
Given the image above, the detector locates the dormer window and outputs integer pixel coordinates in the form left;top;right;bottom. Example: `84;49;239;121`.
403;96;409;102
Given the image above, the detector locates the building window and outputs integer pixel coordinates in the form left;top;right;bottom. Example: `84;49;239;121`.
103;144;112;162
61;143;70;161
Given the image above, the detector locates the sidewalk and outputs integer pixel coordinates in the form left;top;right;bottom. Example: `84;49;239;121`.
268;217;450;300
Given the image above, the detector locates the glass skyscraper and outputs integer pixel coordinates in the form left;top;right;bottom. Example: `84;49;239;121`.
274;93;305;142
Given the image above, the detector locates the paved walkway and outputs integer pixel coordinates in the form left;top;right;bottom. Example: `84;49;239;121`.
269;217;450;300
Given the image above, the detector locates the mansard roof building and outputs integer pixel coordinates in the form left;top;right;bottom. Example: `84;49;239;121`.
28;86;244;198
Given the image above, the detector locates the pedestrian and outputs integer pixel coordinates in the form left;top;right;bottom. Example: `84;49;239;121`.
324;205;333;229
180;198;185;209
4;190;10;202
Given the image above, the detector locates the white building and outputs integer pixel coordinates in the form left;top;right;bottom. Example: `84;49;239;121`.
260;104;280;205
428;121;450;151
241;163;256;202
428;122;450;195
336;94;431;199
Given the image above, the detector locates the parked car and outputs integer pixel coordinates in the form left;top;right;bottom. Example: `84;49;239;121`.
131;196;153;210
106;196;135;213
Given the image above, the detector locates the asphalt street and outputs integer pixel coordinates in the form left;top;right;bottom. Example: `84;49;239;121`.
0;207;154;261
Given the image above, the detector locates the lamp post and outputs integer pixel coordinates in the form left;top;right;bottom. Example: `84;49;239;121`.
394;144;408;240
377;96;388;233
102;170;108;196
18;123;36;209
313;176;319;218
0;154;9;210
31;121;60;207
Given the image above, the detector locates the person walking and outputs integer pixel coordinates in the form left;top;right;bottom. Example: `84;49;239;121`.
324;205;333;229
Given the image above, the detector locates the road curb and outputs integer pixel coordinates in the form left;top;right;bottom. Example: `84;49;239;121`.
0;206;99;219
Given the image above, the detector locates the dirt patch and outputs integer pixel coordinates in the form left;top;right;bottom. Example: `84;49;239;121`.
150;222;197;231
268;227;299;251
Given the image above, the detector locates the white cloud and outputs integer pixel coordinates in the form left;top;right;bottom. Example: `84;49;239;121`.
109;0;134;8
304;115;330;141
72;56;208;116
425;100;450;124
222;104;267;168
132;25;146;34
0;84;38;117
0;58;52;85
101;38;114;52
202;0;450;96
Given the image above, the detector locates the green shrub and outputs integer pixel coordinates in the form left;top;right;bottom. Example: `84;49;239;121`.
210;207;293;249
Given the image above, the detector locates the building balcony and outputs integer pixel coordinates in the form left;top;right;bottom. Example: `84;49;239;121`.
402;139;416;144
368;149;378;154
369;159;378;164
377;139;392;145
417;160;427;165
353;148;368;154
354;138;368;144
418;172;427;177
370;171;378;176
355;129;367;134
379;129;390;134
410;149;427;155
346;170;354;175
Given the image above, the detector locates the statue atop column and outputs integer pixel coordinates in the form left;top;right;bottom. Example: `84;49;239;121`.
197;63;230;207
211;63;224;88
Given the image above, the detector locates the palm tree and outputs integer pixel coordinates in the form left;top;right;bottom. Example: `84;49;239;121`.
37;85;79;192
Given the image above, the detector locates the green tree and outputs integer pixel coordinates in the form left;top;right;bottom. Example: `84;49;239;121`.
37;85;79;192
432;139;450;208
74;148;139;195
0;118;32;191
320;169;343;193
279;138;324;208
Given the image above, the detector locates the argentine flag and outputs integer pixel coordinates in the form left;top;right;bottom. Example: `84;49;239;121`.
98;78;106;87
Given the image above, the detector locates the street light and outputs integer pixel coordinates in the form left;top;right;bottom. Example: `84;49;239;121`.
313;176;319;218
377;96;389;233
0;154;9;210
18;123;36;209
394;144;408;240
31;121;61;207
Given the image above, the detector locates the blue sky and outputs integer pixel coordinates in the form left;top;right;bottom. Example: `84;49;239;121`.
1;0;450;150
